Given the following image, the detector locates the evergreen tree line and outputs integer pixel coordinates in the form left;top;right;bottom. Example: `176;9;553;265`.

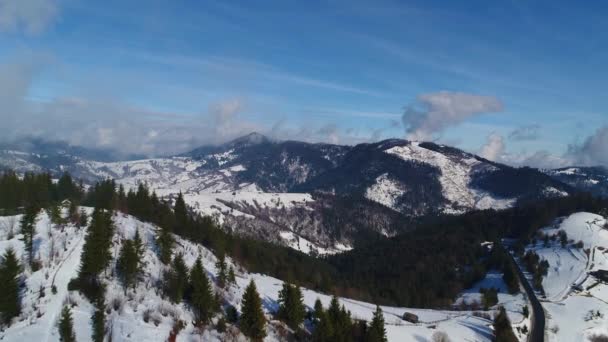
2;171;607;308
0;171;83;214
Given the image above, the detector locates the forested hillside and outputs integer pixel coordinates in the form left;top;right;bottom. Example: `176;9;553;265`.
2;171;606;309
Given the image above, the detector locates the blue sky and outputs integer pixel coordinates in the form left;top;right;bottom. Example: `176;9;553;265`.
0;0;607;166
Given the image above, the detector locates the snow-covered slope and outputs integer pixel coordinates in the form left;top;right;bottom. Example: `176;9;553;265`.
384;142;515;214
524;212;608;341
545;167;608;198
0;209;503;342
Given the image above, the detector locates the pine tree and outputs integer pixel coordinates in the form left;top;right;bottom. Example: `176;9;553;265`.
58;305;76;342
68;201;80;225
494;306;517;342
240;280;266;341
173;192;188;234
327;296;352;342
157;226;174;264
92;301;106;342
228;266;236;285
20;204;39;264
277;283;306;329
79;208;115;280
165;254;189;303
0;248;21;325
215;253;227;288
77;208;114;303
366;305;387;342
312;301;334;342
189;257;214;323
78;208;88;227
133;229;144;260
116;239;140;289
48;203;63;226
313;298;324;324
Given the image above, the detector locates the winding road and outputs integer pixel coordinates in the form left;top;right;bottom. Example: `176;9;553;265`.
506;248;545;342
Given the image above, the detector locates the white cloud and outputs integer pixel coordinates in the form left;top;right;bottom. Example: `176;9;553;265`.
0;56;263;156
479;133;505;161
402;91;503;141
0;0;58;35
567;126;608;167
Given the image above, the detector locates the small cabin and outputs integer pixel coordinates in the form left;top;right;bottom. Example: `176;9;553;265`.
402;312;419;323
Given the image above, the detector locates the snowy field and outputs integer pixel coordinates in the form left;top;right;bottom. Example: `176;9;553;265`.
0;208;503;342
526;212;608;341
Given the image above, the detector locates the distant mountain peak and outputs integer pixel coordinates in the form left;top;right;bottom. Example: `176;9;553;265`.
226;132;271;147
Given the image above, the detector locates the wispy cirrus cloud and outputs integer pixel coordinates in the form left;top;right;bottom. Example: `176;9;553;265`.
133;52;384;97
509;124;541;141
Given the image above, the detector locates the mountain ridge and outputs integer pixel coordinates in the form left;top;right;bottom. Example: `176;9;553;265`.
1;133;603;254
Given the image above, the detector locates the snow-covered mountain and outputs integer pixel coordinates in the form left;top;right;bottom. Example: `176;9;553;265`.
544;166;608;198
0;208;506;342
0;133;583;254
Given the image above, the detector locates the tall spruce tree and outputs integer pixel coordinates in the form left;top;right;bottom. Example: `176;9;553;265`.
0;248;21;325
165;253;189;303
215;253;227;288
173;192;188;234
240;280;266;341
277;283;306;329
366;305;387;342
20;204;39;264
116;238;140;289
133;229;144;260
79;208;115;280
58;305;76;342
327;296;352;342
494;306;518;342
189;257;215;323
312;301;334;342
91;301;106;342
313;298;324;325
156;225;173;264
227;265;236;286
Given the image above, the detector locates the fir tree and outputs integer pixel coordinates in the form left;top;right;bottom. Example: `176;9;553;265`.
494;306;518;342
215;253;227;288
116;239;140;289
173;192;188;233
312;304;334;342
240;280;266;341
20;204;39;264
366;305;387;342
165;254;189;303
133;229;144;260
58;305;76;342
227;266;236;285
48;203;64;226
0;248;21;325
189;257;215;323
79;208;115;280
68;201;80;225
92;301;106;342
78;209;88;227
327;296;352;342
313;298;324;325
277;283;306;329
157;226;174;264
